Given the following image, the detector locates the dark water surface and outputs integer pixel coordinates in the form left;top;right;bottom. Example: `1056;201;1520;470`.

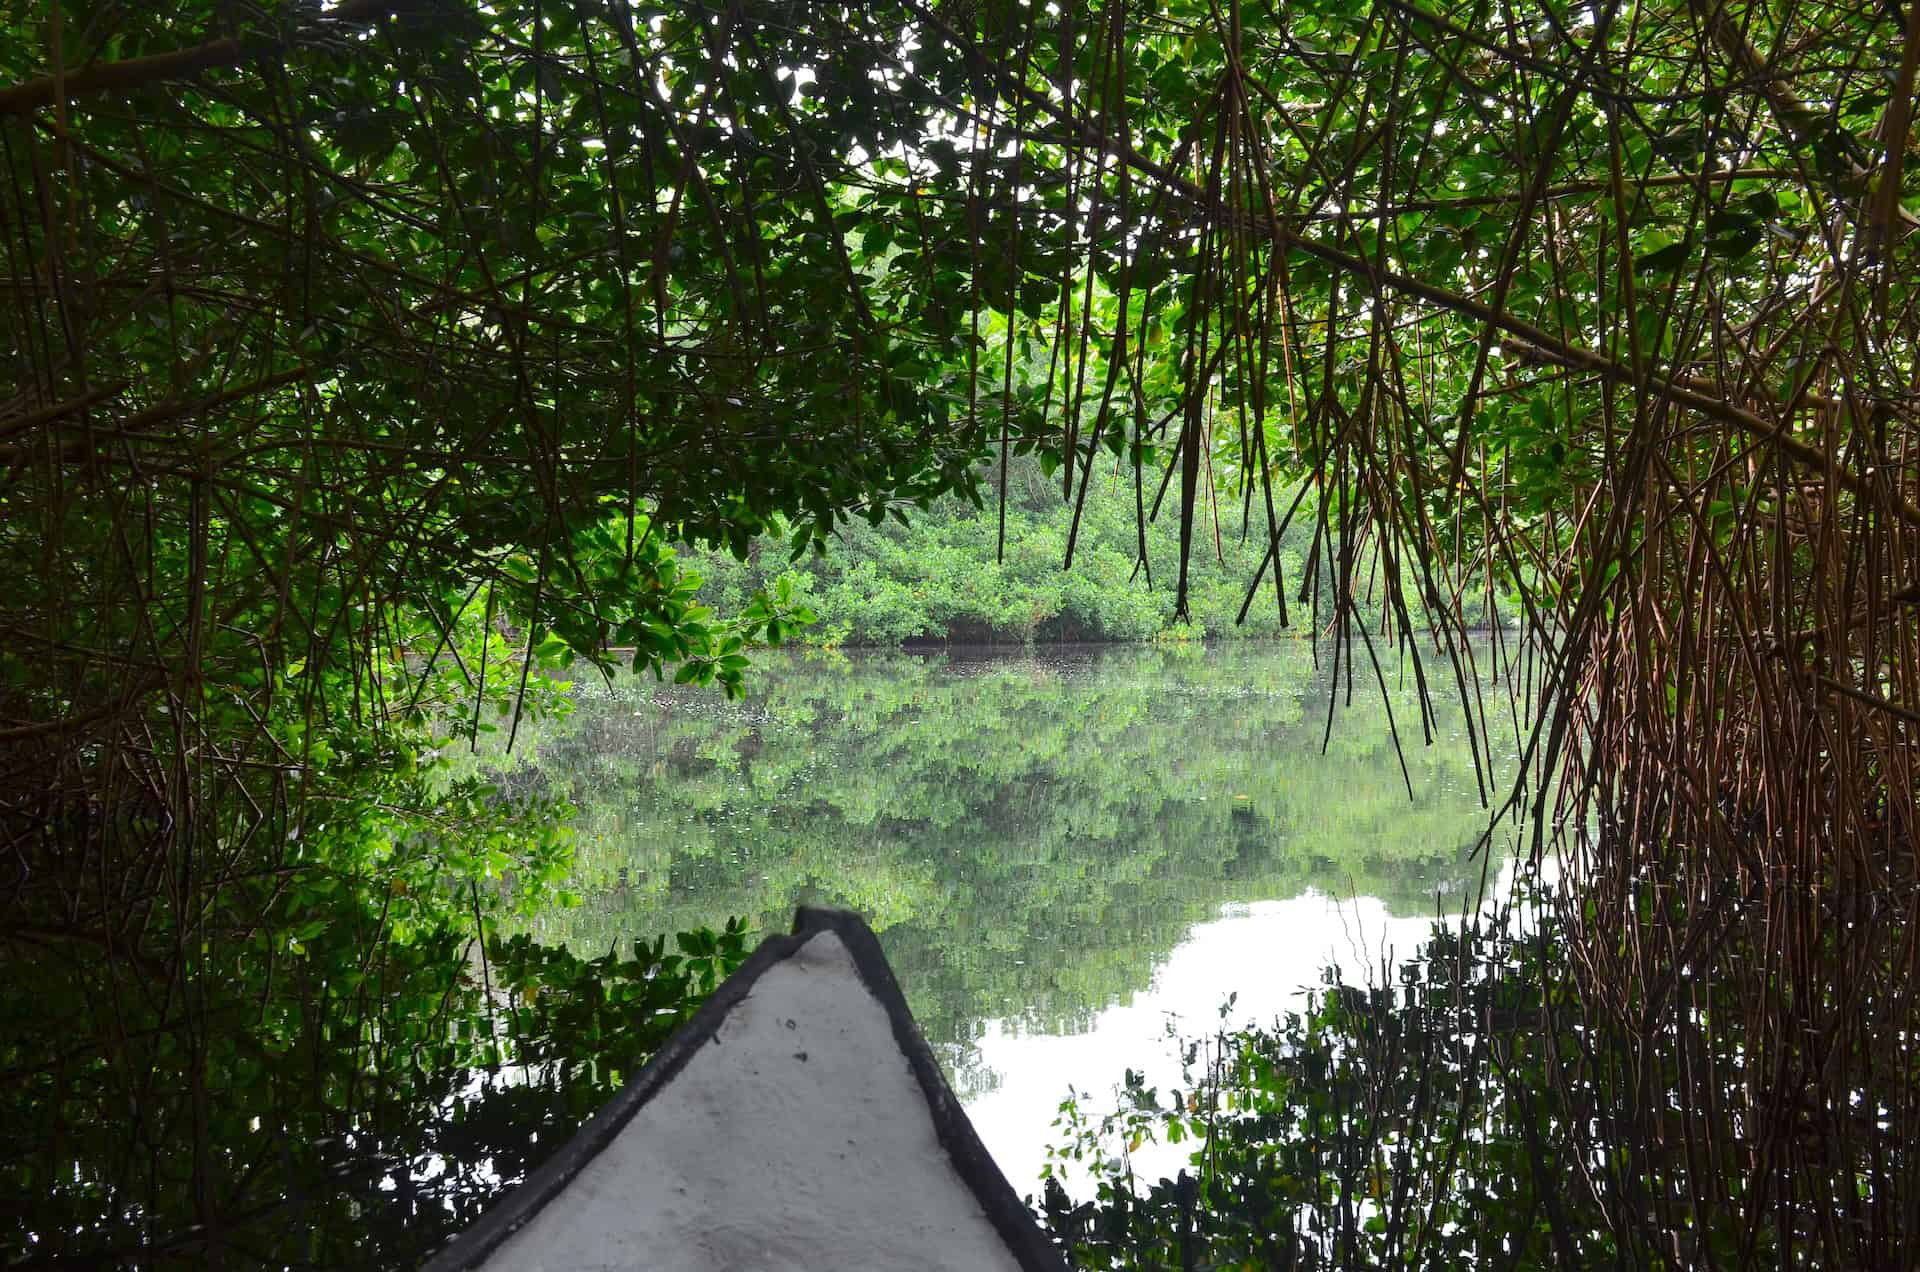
501;640;1516;1184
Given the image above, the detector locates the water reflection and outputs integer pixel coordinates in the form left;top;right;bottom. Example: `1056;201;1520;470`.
970;890;1471;1190
503;641;1516;1141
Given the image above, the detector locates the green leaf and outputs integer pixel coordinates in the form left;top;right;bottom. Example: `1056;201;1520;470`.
1634;241;1690;274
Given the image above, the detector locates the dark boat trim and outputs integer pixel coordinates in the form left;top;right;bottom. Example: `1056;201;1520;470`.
421;907;1065;1271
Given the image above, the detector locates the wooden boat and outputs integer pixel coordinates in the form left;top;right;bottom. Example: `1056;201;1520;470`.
424;907;1064;1271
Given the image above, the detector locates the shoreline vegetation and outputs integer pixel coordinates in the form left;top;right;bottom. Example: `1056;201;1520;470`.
4;0;1916;1265
667;458;1519;649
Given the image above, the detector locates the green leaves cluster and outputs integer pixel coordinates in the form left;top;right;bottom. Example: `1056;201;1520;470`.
1038;903;1613;1268
1;733;749;1267
680;457;1515;646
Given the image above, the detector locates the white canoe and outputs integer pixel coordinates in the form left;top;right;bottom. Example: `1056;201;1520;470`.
425;908;1065;1271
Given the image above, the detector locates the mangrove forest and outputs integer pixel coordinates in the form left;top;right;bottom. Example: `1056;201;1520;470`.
2;0;1917;1265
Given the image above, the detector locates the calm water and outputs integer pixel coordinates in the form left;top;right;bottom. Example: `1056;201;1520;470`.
501;640;1517;1189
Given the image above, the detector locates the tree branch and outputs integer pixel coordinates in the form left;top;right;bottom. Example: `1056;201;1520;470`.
915;2;1920;531
0;0;401;115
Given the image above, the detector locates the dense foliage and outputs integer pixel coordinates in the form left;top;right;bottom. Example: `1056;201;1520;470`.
3;4;1006;1262
0;611;753;1266
1042;898;1604;1269
1042;878;1920;1270
679;457;1514;644
4;0;1918;1263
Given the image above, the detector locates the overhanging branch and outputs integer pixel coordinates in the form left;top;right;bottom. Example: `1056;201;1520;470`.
913;1;1920;531
0;0;402;115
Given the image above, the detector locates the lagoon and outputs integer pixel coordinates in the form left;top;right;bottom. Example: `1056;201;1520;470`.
502;641;1518;1192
